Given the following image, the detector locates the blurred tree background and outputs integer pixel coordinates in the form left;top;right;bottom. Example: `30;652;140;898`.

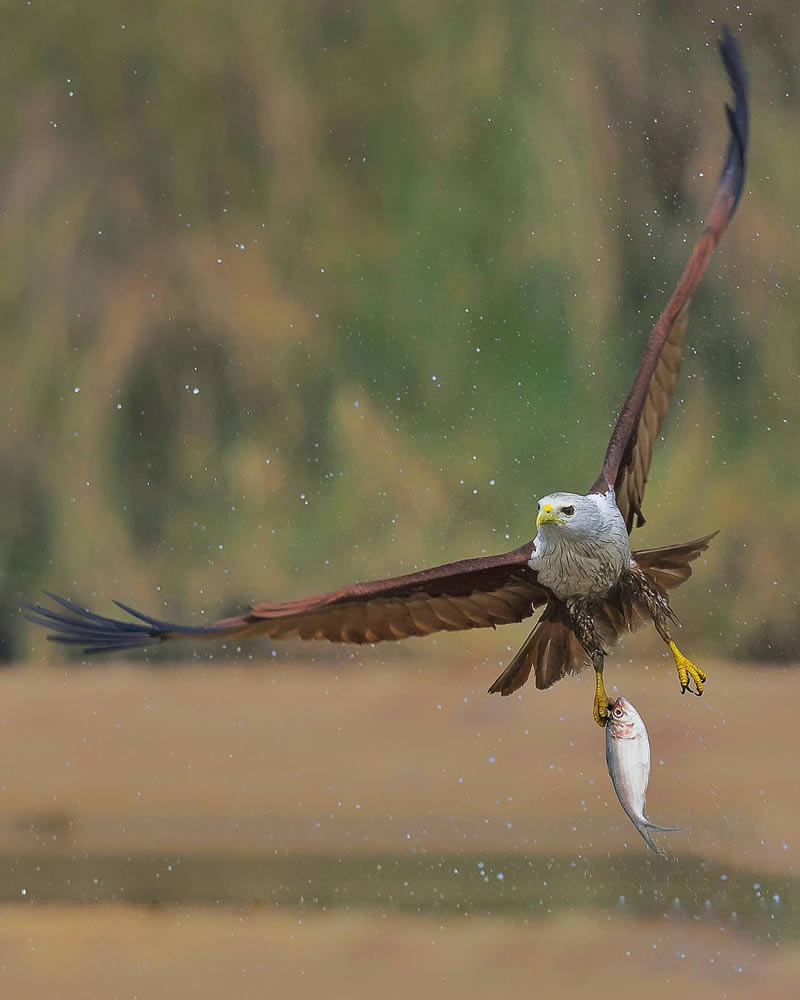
2;1;798;665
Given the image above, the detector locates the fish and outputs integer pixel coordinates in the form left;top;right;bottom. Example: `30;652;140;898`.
605;695;679;857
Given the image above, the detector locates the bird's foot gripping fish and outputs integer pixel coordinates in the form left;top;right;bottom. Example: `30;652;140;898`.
605;696;680;857
22;30;748;727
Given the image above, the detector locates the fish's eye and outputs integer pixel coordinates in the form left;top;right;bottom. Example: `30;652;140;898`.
613;706;623;718
562;505;575;516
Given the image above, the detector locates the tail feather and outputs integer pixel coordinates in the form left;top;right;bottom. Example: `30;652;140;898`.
488;604;588;696
487;642;534;696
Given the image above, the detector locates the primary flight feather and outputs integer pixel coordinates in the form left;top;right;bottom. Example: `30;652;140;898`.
24;29;749;726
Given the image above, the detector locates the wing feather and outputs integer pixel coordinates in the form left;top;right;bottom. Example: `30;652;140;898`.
22;543;549;655
590;28;748;532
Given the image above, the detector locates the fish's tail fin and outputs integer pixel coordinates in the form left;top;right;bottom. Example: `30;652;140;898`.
638;819;681;857
644;821;681;834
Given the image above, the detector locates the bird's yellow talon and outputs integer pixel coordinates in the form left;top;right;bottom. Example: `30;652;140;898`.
593;672;609;727
668;640;706;696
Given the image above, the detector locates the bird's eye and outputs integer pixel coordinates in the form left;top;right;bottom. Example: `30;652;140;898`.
562;505;575;516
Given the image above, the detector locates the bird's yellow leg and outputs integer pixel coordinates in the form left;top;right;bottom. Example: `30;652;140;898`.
668;639;707;696
566;599;610;726
593;666;609;727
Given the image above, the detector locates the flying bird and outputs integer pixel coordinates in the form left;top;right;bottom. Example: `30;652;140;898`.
24;29;749;726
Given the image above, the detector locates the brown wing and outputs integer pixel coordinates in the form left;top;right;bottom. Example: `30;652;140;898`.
238;544;545;642
632;531;718;591
22;542;549;654
589;28;748;532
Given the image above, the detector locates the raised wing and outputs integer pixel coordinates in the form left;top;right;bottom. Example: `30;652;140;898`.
22;542;548;655
590;27;748;532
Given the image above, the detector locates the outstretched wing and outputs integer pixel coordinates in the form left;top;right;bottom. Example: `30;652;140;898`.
22;542;548;655
590;27;749;532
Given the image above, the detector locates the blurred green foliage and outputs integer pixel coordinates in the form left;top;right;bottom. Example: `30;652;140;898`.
2;2;798;663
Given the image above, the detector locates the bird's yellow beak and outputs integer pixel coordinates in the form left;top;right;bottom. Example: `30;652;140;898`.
536;503;562;528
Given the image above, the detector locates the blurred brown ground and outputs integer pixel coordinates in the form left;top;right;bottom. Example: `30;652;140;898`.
2;650;798;866
0;652;797;997
1;905;798;1000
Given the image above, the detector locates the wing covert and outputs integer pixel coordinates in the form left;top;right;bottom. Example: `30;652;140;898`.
219;543;546;642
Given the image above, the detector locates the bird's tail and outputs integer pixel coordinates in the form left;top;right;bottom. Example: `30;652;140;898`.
488;602;587;695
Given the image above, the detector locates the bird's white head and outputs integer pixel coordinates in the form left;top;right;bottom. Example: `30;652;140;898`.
532;490;630;597
535;492;606;539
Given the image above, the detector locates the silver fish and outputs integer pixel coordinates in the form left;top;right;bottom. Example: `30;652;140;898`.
605;696;679;857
